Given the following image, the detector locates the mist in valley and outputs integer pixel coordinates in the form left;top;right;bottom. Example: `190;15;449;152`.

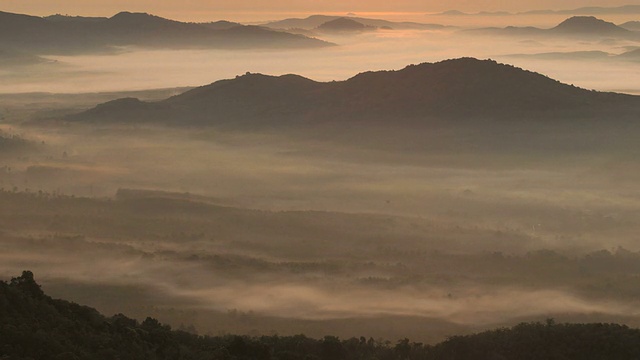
2;12;640;94
2;6;640;344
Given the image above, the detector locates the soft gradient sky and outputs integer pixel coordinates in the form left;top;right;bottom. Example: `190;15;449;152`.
0;0;636;21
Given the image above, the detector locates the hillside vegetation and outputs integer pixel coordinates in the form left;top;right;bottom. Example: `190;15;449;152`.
3;271;640;360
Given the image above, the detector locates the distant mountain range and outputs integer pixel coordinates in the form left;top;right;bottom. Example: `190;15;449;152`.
620;21;640;31
0;11;332;55
69;58;640;127
262;14;447;31
469;16;639;39
505;48;640;62
436;4;640;16
525;4;640;15
505;50;612;61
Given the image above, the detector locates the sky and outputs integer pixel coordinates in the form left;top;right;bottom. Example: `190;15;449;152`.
0;0;636;22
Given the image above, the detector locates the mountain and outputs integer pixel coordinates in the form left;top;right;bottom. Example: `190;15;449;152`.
44;14;108;23
505;50;612;61
262;14;446;30
437;5;640;16
0;10;332;55
552;16;631;35
4;271;640;360
70;58;640;127
200;20;243;30
527;5;640;15
469;16;637;39
504;47;640;62
429;320;640;360
0;271;423;360
620;21;640;31
316;18;376;33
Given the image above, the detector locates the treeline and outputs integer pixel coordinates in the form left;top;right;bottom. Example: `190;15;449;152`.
3;272;640;360
1;271;422;360
0;130;34;153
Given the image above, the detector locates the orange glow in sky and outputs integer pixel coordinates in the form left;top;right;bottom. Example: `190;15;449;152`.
0;0;635;22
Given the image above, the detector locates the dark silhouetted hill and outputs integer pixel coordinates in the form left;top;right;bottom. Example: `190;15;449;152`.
429;320;640;360
44;14;108;23
0;10;332;55
316;18;375;32
4;271;640;359
200;20;243;30
552;16;630;35
469;16;637;39
70;58;640;126
263;14;446;30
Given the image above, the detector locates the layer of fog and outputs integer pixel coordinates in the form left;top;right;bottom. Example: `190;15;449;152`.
1;14;639;94
2;116;640;340
4;124;640;235
2;11;640;341
3;207;640;342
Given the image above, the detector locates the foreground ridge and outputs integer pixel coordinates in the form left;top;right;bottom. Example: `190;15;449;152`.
70;57;640;126
3;271;640;359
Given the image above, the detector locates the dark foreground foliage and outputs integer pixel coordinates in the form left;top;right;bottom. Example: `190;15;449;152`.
2;271;640;360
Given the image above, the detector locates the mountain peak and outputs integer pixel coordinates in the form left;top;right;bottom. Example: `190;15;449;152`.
71;57;640;126
108;11;172;25
317;17;371;32
553;16;628;34
111;11;153;18
620;21;640;31
44;14;107;23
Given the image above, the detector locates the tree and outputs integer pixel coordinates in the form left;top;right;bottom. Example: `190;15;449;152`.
9;271;44;298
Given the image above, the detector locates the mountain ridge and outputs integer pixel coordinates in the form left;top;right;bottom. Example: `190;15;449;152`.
0;10;333;54
69;58;640;127
620;21;640;31
552;16;631;35
262;14;446;30
436;4;640;16
469;16;637;39
316;18;376;33
4;271;640;360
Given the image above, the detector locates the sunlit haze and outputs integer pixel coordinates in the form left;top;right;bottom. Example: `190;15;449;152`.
2;0;640;354
0;0;636;21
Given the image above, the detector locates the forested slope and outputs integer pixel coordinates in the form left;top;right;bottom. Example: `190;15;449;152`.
3;271;640;360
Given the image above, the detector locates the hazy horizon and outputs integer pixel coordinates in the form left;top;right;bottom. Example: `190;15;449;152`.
1;1;638;22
